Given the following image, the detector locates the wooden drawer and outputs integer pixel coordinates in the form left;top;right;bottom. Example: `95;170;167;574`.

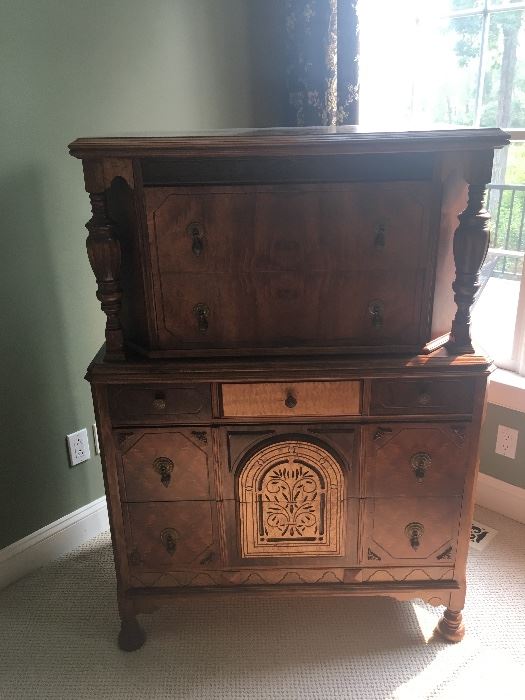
362;497;461;565
108;384;211;425
115;429;213;502
369;378;475;415
146;182;431;274
221;381;361;418
364;423;470;498
151;268;426;353
125;501;218;573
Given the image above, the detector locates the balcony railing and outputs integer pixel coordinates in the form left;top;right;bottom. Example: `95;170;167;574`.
486;183;525;279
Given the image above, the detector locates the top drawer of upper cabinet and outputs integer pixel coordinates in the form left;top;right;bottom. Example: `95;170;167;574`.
145;182;431;275
369;377;476;415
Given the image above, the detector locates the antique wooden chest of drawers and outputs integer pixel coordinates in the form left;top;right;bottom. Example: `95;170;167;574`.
70;127;508;650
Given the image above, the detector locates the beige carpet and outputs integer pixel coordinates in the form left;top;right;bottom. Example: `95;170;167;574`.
1;505;524;699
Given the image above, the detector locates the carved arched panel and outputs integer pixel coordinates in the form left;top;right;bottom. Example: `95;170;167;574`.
239;439;345;557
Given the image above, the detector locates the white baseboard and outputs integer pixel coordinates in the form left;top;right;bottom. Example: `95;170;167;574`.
476;472;525;524
0;496;109;590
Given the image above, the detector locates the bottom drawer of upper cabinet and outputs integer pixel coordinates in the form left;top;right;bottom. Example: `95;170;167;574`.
124;502;220;577
361;497;461;565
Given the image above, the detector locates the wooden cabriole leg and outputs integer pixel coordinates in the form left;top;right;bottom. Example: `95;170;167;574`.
117;595;145;651
118;616;146;652
435;607;465;643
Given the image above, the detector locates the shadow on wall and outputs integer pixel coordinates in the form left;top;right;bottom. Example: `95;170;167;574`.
0;166;99;548
247;0;289;128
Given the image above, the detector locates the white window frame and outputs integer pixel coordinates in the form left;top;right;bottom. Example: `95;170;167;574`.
487;129;525;376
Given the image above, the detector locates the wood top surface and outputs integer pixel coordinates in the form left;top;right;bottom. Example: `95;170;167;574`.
69;126;510;159
86;345;493;383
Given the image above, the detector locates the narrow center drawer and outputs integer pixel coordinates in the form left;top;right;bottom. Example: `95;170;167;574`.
220;381;361;417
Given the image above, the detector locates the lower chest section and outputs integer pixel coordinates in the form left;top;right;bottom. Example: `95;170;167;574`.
101;376;480;590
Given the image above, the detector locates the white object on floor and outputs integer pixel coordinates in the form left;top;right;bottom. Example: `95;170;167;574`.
470;520;498;551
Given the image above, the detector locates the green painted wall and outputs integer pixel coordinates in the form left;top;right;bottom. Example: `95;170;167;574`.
479;404;525;489
0;0;257;549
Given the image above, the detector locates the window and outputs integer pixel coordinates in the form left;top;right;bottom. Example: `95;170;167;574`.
359;1;525;374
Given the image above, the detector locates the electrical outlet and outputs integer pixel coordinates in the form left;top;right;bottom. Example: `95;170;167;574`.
92;423;100;455
67;428;91;466
495;424;518;459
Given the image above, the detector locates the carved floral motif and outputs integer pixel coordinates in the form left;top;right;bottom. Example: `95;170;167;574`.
239;440;344;557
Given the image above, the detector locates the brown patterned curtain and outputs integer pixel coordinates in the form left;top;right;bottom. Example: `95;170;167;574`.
285;0;359;126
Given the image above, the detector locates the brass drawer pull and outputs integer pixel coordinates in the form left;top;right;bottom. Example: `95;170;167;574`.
369;300;384;328
374;222;386;248
418;390;431;406
405;522;424;551
153;457;174;488
160;528;177;555
187;222;204;256
193;303;210;333
152;392;167;411
411;452;431;483
284;392;297;409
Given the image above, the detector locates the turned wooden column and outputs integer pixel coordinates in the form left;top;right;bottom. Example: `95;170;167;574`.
83;160;125;361
446;151;494;354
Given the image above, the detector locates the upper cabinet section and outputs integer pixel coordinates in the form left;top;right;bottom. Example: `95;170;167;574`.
70;127;509;361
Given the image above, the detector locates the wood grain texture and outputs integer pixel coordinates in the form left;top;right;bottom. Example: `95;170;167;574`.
146;183;431;274
69;125;510;159
361;497;462;565
447;151;495;353
238;439;345;558
108;383;212;425
124;501;218;572
115;429;213;502
221;381;361;417
74;128;501;648
369;377;475;415
363;422;470;498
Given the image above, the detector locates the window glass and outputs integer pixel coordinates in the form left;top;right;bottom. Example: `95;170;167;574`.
480;10;525;127
471;141;525;365
359;2;525;128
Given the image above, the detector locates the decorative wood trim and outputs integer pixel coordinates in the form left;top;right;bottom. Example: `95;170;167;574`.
436;608;465;642
0;497;109;590
212;429;227;566
85;184;125;361
447;152;494;354
437;546;453;560
191;430;208;445
361;567;454;582
238;440;345;557
103;158;134;190
68;127;510;160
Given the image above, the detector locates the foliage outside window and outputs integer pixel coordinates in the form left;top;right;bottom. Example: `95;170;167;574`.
359;0;525;374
